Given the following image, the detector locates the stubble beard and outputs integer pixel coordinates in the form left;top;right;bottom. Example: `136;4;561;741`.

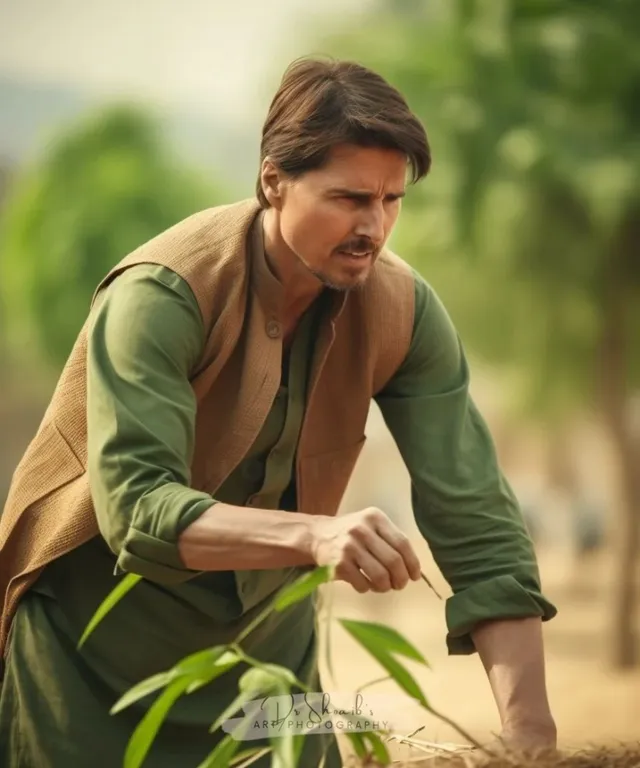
306;253;376;293
309;269;368;293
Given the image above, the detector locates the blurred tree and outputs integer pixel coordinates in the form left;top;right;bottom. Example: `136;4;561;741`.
0;105;221;372
323;0;640;667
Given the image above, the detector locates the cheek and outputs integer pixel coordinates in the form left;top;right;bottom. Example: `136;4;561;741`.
283;200;352;257
385;204;401;235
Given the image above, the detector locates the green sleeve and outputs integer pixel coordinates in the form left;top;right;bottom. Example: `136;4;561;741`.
375;270;557;655
86;264;214;584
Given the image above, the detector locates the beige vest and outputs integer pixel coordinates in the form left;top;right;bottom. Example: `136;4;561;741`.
0;198;415;657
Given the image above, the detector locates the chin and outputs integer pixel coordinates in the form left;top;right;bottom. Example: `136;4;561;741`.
322;272;370;292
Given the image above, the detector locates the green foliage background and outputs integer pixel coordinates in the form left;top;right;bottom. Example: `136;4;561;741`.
323;0;640;420
0;105;219;369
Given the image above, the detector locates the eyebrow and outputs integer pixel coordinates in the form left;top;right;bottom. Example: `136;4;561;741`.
328;188;406;201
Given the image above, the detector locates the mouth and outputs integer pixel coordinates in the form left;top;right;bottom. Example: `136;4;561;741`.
335;250;373;264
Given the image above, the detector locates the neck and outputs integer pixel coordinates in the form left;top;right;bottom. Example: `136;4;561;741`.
262;207;324;319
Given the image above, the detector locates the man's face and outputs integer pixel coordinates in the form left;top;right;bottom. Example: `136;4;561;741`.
274;144;407;291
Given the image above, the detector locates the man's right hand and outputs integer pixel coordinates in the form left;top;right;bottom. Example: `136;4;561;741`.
307;507;422;593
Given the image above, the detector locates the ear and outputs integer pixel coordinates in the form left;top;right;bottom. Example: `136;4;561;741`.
260;158;285;210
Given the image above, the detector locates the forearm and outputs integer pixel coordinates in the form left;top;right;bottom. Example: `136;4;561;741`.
472;616;556;739
177;502;317;571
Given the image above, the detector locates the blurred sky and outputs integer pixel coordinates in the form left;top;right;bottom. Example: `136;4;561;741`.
0;0;370;123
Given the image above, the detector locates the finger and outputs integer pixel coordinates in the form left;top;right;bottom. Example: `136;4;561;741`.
360;534;410;590
373;521;422;581
354;550;393;592
335;561;371;594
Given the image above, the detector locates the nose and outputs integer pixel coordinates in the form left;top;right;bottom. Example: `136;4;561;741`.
354;203;385;246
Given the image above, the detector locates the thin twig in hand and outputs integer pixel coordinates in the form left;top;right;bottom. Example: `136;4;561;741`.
421;571;443;600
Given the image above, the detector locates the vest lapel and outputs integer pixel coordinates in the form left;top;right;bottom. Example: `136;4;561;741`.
191;212;285;494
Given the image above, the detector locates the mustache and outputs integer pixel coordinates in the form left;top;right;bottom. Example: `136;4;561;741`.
336;238;376;253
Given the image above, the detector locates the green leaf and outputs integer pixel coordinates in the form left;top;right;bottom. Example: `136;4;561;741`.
212;663;301;761
79;573;142;647
363;732;392;764
185;650;242;694
370;651;427;709
339;620;429;665
196;734;242;768
274;566;334;612
124;677;190;768
175;646;228;673
210;689;259;735
237;653;311;694
111;647;237;714
346;733;368;759
347;731;392;765
320;581;336;686
271;732;305;768
238;665;296;697
293;733;306;762
110;671;177;715
270;733;294;768
340;621;429;708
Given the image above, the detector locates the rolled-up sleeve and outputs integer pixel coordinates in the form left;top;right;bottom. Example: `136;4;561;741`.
86;264;214;584
376;270;557;655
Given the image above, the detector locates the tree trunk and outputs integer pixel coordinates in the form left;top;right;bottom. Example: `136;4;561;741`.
598;292;640;669
606;420;639;670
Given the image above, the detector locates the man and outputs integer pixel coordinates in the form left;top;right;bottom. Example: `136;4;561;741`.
0;57;557;767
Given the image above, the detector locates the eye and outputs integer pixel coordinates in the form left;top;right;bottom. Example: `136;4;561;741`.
345;195;369;206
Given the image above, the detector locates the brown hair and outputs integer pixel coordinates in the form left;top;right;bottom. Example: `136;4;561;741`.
256;56;431;207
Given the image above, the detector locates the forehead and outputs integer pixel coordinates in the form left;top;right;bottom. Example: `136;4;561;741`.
310;143;408;191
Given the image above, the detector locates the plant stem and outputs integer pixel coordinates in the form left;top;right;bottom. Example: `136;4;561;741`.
233;601;276;646
356;676;393;694
423;703;486;751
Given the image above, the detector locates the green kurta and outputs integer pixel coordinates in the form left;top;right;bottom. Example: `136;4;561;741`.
0;259;556;768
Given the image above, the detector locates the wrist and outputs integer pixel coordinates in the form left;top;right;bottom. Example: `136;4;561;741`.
290;511;317;562
297;513;330;564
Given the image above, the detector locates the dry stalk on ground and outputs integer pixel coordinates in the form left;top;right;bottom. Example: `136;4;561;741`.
343;744;640;768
